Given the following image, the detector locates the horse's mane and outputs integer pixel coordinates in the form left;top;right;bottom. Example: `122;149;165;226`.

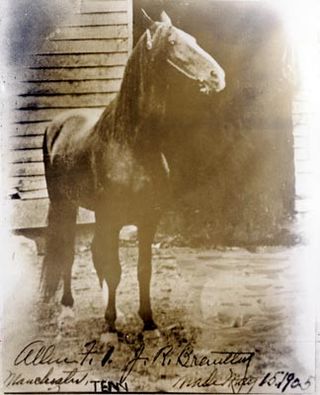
95;23;171;146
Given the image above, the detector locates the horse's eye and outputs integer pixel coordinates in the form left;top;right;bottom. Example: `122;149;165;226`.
169;39;176;46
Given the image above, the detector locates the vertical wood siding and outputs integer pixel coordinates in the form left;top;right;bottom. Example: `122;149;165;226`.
9;0;132;228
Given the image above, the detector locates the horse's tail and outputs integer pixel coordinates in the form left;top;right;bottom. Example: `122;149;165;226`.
42;128;49;175
40;203;63;300
41;127;58;299
41;125;77;301
42;125;57;201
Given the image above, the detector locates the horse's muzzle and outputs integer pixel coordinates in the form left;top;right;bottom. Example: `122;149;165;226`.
210;69;226;93
198;74;225;94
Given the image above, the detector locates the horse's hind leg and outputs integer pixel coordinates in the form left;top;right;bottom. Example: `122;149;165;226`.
138;217;159;331
42;200;77;307
92;214;121;332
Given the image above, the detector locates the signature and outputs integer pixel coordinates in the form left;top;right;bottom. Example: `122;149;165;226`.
13;339;114;367
5;340;315;393
152;344;254;368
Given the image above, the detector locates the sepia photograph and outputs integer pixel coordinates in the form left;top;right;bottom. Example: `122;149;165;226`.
1;0;319;393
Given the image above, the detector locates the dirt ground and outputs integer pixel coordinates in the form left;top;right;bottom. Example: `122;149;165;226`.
2;227;317;394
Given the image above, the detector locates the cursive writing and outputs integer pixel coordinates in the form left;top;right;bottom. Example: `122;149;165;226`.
5;367;88;391
13;339;115;368
152;344;254;369
14;340;79;366
173;367;259;393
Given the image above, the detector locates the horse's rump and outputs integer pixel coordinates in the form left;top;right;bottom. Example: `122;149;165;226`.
43;109;105;203
44;109;103;164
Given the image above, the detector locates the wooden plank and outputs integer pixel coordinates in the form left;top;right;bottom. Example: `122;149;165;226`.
42;38;128;54
22;66;124;81
295;150;309;161
9;199;49;228
53;25;128;40
10;135;44;150
9;176;47;191
29;53;128;68
81;0;128;13
16;92;116;109
11;122;51;137
127;0;133;52
60;12;128;26
20;79;122;95
295;161;313;174
12;107;105;123
17;189;49;200
10;162;45;177
10;149;43;164
9;199;94;229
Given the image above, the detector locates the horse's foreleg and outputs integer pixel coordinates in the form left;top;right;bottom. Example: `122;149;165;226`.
92;221;121;332
138;219;158;331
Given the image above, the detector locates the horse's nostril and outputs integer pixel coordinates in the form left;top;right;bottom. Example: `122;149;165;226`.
210;70;217;78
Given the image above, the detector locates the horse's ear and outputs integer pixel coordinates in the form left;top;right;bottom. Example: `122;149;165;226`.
145;29;153;50
141;8;154;28
160;11;172;25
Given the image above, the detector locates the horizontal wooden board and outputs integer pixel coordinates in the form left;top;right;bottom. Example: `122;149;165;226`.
10;135;44;151
10;149;43;164
22;66;125;81
29;53;128;68
41;38;128;54
81;0;128;13
53;25;128;40
8;199;49;228
11;122;52;137
20;79;122;96
8;199;94;229
10;162;45;177
12;107;105;123
16;92;116;109
9;176;47;192
60;12;128;27
13;189;49;200
295;161;313;174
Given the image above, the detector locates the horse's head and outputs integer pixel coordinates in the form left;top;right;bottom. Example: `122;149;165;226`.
142;10;225;94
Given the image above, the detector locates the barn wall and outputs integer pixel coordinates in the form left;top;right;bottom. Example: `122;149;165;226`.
9;0;132;228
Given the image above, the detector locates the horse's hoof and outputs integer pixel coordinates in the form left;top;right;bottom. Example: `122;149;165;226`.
55;333;63;343
143;328;161;341
143;319;158;331
100;332;118;345
57;306;75;332
60;305;75;319
61;294;74;308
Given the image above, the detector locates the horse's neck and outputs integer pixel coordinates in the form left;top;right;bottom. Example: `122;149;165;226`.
113;42;168;150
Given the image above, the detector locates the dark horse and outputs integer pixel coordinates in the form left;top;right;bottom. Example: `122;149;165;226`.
42;11;225;332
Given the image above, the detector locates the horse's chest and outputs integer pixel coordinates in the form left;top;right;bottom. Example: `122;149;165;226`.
106;153;151;194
